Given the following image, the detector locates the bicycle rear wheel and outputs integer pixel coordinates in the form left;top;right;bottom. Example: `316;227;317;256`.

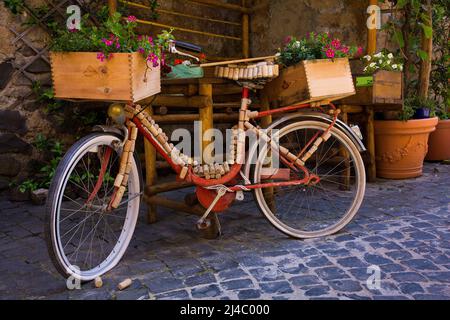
45;133;141;281
253;121;365;239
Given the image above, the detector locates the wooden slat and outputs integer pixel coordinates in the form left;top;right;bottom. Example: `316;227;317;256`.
188;0;251;13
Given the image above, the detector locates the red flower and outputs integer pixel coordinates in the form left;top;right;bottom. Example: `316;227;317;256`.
127;15;137;23
199;53;207;61
174;59;184;65
356;46;364;57
331;39;341;49
326;49;335;58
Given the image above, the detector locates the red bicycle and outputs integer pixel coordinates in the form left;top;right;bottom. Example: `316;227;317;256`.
45;42;366;281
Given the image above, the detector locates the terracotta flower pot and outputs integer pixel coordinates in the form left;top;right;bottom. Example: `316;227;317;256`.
374;117;438;179
425;119;450;161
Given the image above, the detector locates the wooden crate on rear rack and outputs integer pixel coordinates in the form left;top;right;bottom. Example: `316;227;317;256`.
339;70;403;106
50;52;161;102
263;58;355;107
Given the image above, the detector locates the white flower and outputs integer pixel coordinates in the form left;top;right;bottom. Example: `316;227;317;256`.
275;53;281;57
364;55;372;61
294;41;301;48
392;64;398;69
364;66;368;72
374;52;382;58
388;53;394;59
399;65;403;71
387;60;391;65
369;62;376;67
379;60;383;64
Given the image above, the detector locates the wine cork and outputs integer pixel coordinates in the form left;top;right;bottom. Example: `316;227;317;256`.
262;65;269;77
224;162;230;173
111;186;126;208
224;67;230;78
218;67;225;78
238;68;244;79
233;68;239;81
268;65;274;78
117;278;132;291
121;174;129;187
114;174;124;188
94;277;103;288
179;166;189;180
273;64;280;77
130;127;138;140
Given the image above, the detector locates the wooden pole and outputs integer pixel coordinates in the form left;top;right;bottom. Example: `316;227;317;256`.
418;0;433;99
108;0;117;16
367;0;378;54
144;106;158;224
199;84;214;164
366;106;376;182
242;0;250;58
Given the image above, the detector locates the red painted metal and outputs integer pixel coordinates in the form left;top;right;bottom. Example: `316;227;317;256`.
86;146;112;204
132;117;182;174
196;186;236;213
255;103;311;119
260;168;291;180
291;130;321;166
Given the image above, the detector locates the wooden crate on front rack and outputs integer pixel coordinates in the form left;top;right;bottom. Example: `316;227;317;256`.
340;70;403;106
50;52;161;102
262;58;355;107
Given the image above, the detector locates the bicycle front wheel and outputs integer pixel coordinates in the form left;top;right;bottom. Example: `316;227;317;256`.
45;133;141;281
253;120;366;239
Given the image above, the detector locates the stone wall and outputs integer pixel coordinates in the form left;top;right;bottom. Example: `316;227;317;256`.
249;0;369;56
0;0;55;192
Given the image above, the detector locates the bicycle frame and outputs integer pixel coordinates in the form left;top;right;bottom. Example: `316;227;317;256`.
131;86;339;191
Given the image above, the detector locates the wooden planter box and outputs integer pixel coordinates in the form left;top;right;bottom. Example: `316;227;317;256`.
340;70;403;106
263;58;355;107
50;52;161;102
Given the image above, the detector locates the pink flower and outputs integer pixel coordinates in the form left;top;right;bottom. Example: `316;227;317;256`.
148;36;153;44
97;52;105;62
138;47;145;54
341;46;349;54
326;49;335;58
102;38;113;46
115;41;121;49
127;15;137;23
356;46;364;56
284;36;292;44
69;28;79;33
331;39;341;49
137;35;143;41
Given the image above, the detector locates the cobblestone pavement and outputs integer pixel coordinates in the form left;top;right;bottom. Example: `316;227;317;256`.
0;163;449;300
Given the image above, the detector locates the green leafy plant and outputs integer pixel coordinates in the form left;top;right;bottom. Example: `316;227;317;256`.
362;50;404;74
399;95;437;121
18;135;64;193
277;32;363;67
51;12;174;66
3;0;24;15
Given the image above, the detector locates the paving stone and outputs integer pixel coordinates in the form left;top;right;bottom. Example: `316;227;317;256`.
399;283;424;295
329;280;363;292
237;289;261;300
385;250;413;261
191;284;222;299
315;267;350;281
337;257;368;268
184;273;216;287
403;259;440;271
260;281;293;294
390;272;427;282
156;289;190;300
304;285;330;297
304;255;332;267
363;253;394;265
145;277;184;294
221;279;253;290
426;271;450;283
249;267;284;282
217;268;248;281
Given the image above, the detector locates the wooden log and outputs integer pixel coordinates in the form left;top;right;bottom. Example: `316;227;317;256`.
366;106;376;182
144;106;157;224
144;195;205;216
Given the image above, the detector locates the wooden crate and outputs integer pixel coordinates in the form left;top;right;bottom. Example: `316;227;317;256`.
263;58;355;107
50;52;161;102
340;70;403;106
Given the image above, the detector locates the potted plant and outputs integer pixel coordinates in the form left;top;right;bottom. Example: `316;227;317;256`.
374;96;438;179
50;13;173;102
264;33;363;106
426;105;450;161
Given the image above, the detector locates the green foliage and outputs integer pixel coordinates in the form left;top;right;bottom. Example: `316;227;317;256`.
399;95;437;121
362;50;404;74
3;0;23;15
51;11;173;65
277;33;362;67
19;135;64;193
